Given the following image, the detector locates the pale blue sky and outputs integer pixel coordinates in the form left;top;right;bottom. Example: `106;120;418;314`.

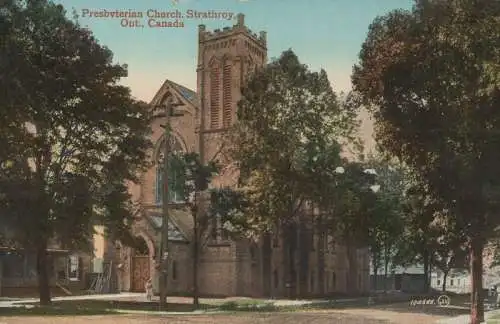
58;0;413;102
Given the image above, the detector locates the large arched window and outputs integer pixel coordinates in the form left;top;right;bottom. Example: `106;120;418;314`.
155;135;185;205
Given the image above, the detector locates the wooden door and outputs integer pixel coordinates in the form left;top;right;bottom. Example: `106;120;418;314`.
131;256;150;292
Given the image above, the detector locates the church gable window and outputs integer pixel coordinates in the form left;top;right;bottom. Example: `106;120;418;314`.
155;136;185;205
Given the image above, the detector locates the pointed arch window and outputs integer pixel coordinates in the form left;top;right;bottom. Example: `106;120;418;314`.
155;136;185;204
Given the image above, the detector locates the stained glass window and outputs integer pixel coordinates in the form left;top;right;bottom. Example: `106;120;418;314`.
155;136;185;204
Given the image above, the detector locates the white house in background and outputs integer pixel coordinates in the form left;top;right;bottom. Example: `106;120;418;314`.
430;270;470;294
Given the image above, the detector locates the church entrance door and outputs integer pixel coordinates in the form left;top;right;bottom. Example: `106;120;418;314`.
131;256;150;292
131;236;151;292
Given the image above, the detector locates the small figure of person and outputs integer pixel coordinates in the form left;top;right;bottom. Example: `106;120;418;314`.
145;278;153;301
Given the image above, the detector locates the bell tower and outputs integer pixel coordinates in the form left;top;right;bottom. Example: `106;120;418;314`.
196;13;267;164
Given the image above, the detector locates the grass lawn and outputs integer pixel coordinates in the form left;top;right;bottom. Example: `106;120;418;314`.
0;300;217;316
489;313;500;323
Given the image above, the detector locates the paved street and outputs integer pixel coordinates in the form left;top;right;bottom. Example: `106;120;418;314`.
0;311;431;324
0;293;466;323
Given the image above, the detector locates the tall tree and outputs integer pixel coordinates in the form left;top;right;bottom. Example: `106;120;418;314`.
170;152;246;307
364;158;405;292
0;0;150;304
352;1;500;321
394;179;442;293
322;161;379;293
231;49;359;295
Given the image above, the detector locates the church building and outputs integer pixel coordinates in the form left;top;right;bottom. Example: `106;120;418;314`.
115;13;370;298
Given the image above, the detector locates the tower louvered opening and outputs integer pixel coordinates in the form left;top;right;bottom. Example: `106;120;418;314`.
210;67;220;128
222;63;232;127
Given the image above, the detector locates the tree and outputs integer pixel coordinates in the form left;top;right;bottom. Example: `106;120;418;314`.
352;1;500;321
0;0;150;304
364;157;405;292
231;49;359;296
431;216;468;292
394;179;441;293
170;152;246;307
322;161;380;293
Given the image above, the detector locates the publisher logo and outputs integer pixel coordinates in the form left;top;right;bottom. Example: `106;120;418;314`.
409;295;450;307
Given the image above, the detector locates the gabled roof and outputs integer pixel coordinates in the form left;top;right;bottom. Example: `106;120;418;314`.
150;79;198;108
168;81;198;106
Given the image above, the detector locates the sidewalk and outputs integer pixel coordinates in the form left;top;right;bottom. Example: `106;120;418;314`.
435;309;500;324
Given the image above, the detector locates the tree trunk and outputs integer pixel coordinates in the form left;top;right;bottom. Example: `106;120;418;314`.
470;237;484;324
192;240;199;308
261;233;272;297
442;271;448;292
347;240;358;295
383;250;389;292
372;253;379;291
297;218;309;298
423;250;430;293
316;214;325;296
283;222;297;299
192;206;200;308
36;242;51;305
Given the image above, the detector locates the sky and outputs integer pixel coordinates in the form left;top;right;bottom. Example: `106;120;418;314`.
58;0;415;149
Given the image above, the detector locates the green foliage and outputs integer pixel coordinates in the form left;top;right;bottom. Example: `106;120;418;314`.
353;2;500;316
171;152;219;205
166;151;246;240
363;157;405;270
323;162;378;245
0;0;151;272
352;0;500;236
208;187;251;237
231;49;358;229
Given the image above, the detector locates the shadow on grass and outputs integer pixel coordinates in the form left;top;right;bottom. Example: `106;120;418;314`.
218;300;278;312
0;305;117;316
0;300;216;316
297;296;470;318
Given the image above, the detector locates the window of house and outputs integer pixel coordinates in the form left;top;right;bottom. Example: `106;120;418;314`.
450;279;454;286
437;279;441;286
332;272;336;289
172;260;177;280
273;269;279;289
68;255;79;281
457;279;460;286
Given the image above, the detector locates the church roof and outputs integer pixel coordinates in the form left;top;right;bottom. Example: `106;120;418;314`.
155;79;198;107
